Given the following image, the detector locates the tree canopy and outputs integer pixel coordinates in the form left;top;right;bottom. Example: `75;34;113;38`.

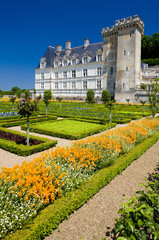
142;33;159;60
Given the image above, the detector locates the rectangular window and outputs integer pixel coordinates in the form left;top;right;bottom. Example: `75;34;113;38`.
110;67;114;75
55;82;58;89
123;83;125;88
72;70;76;78
97;80;101;89
41;73;44;79
98;54;102;62
63;71;67;78
63;60;67;66
126;66;129;71
72;82;76;89
72;59;76;65
97;67;102;76
41;82;44;89
124;50;127;56
83;56;88;64
55;72;58;78
83;81;87;90
83;69;87;77
63;82;67;89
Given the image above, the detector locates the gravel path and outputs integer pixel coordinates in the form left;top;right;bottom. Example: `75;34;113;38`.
45;140;159;240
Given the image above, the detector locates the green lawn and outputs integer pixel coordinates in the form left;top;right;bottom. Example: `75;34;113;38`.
26;119;116;139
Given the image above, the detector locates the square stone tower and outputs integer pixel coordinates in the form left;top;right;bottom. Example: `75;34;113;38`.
102;15;144;102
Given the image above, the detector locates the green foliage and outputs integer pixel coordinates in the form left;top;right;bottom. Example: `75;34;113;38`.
0;89;4;98
101;90;111;103
112;175;159;240
86;89;95;103
141;33;159;60
0;127;57;156
44;90;52;116
142;58;159;66
4;131;159;240
148;79;159;118
11;86;21;93
16;89;22;98
21;119;115;140
44;90;52;106
106;100;116;122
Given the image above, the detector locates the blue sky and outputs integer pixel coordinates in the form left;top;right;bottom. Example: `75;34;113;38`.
0;0;159;91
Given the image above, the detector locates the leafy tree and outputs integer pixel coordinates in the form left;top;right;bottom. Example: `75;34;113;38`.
18;97;37;146
43;90;52;116
11;86;21;93
56;96;63;108
106;100;115;122
24;90;31;99
0;90;4;98
147;79;159;118
101;90;111;103
16;89;22;98
140;100;146;115
141;83;147;90
86;90;95;104
9;96;16;110
33;88;36;100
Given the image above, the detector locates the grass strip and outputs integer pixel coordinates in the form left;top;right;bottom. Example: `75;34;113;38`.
3;131;159;240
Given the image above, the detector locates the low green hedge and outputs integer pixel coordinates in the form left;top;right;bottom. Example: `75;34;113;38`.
48;113;132;124
4;131;159;240
0;127;57;156
0;116;57;128
21;120;116;140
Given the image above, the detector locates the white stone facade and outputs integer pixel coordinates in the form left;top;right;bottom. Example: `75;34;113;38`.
35;15;144;102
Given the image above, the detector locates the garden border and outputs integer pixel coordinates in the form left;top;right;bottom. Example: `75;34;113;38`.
0;127;57;156
4;131;159;240
21;120;116;140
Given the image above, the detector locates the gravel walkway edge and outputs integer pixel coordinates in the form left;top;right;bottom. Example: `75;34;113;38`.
45;140;159;240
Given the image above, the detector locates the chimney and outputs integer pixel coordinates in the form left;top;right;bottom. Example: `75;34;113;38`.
56;45;62;52
84;38;89;49
65;40;71;55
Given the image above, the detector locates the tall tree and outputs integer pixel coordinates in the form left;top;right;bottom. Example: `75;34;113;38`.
86;89;95;107
148;79;159;118
9;96;16;110
101;90;111;104
18;97;37;146
44;90;52;116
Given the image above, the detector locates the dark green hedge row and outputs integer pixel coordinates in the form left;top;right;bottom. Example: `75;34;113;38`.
0;116;57;128
48;113;132;124
4;131;159;240
21;121;116;140
142;58;159;66
0;127;57;156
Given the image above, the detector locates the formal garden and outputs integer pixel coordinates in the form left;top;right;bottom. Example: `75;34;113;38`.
0;87;159;239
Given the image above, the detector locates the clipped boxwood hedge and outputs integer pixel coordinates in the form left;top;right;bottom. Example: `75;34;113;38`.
21;120;116;140
4;131;159;240
0;116;57;128
0;127;57;156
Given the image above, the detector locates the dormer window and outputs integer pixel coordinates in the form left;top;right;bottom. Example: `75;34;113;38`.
83;56;88;64
55;62;58;67
63;60;67;66
97;54;102;62
40;57;46;69
72;59;76;65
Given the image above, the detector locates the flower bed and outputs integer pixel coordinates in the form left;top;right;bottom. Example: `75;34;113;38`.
0;127;57;156
1;118;159;238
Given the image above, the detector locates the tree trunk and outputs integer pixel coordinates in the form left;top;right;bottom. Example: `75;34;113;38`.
27;116;29;146
60;102;61;108
109;108;112;123
46;105;47;117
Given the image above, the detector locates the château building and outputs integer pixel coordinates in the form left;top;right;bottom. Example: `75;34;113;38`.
35;15;144;103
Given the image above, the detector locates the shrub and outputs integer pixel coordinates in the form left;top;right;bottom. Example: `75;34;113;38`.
101;90;111;103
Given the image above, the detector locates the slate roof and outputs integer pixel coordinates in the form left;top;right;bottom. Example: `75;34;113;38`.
36;42;103;69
